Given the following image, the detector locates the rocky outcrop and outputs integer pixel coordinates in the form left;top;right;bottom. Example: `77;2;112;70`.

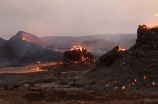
132;25;158;50
51;48;96;74
98;46;125;67
86;25;158;91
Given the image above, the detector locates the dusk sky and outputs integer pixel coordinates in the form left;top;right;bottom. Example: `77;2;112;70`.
0;0;158;39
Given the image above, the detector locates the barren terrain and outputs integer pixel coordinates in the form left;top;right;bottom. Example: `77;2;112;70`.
1;89;158;104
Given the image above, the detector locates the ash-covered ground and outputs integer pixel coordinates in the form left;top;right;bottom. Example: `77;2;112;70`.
86;25;158;91
5;25;158;92
1;25;158;103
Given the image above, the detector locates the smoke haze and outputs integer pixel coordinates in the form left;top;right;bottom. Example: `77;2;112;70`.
0;0;158;39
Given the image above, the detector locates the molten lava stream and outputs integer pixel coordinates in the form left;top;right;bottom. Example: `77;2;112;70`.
0;62;56;73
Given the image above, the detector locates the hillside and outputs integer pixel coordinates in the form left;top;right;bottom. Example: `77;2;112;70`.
0;37;6;46
86;25;158;91
0;31;63;64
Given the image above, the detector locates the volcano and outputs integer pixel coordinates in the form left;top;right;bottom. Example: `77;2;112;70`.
86;25;158;91
13;31;43;45
0;31;63;64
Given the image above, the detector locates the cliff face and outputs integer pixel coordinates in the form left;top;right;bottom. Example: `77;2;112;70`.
86;25;158;91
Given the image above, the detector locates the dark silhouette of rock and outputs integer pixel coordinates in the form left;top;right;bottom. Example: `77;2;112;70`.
0;31;63;64
51;47;96;74
0;37;6;46
98;46;125;67
86;25;158;91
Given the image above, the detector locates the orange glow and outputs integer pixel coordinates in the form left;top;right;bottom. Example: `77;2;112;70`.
122;86;126;90
0;62;56;73
37;62;40;64
134;79;137;82
58;61;63;65
80;55;85;61
152;82;155;85
123;63;125;65
141;25;151;29
80;47;82;51
153;59;155;61
118;46;125;51
22;37;29;42
115;87;118;89
74;61;79;64
154;13;158;17
53;49;67;52
71;45;84;52
132;82;134;84
141;25;158;29
22;36;25;40
36;67;40;71
105;84;108;87
22;33;30;42
144;75;146;80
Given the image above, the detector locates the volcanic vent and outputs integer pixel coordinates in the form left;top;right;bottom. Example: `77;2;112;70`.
13;31;43;45
0;31;63;63
51;45;96;74
86;25;158;91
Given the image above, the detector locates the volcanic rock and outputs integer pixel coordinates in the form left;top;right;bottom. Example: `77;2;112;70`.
0;31;63;64
51;47;96;74
98;46;126;67
86;25;158;91
0;37;6;46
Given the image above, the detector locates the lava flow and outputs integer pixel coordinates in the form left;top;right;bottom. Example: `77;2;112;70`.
0;62;56;74
22;33;31;42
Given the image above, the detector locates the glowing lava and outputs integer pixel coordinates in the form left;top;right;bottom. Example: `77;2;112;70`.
21;33;30;42
118;45;125;51
0;62;56;73
154;13;158;17
140;25;158;29
152;82;156;85
122;86;126;89
22;36;25;40
71;45;84;52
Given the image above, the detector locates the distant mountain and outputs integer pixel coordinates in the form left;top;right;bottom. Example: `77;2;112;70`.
0;31;63;64
0;37;6;46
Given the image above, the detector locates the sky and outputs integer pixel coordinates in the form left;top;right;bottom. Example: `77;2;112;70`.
0;0;158;39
